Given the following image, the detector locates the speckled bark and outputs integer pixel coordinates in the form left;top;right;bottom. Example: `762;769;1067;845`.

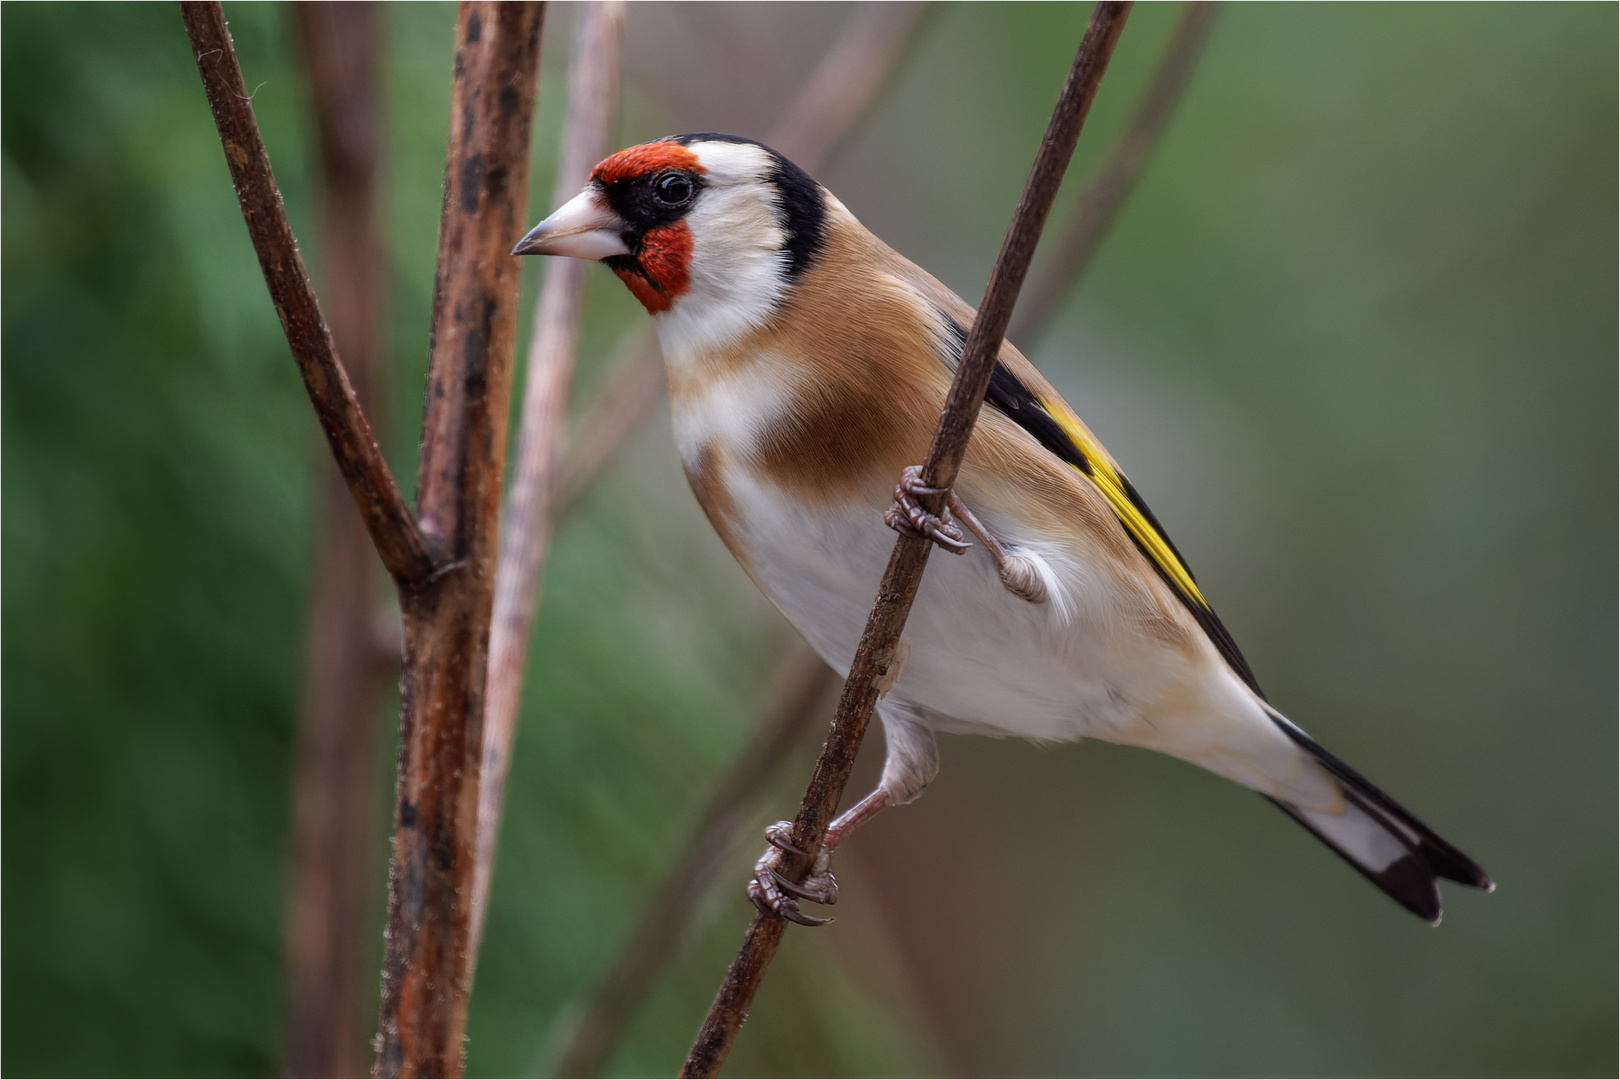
374;5;544;1077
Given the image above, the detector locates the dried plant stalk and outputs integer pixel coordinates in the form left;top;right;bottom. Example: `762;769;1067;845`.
1009;0;1220;344
182;3;545;1075
376;5;544;1074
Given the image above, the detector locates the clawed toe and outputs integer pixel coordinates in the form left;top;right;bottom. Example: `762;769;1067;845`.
769;867;839;905
748;876;833;926
749;822;838;926
886;465;970;552
763;820;808;857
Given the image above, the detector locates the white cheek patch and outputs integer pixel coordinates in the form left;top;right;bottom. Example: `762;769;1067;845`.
651;139;803;362
656;183;790;360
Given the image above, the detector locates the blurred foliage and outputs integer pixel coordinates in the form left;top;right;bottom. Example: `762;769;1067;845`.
3;3;1614;1078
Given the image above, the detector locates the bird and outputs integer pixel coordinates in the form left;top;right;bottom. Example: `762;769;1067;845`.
512;133;1493;926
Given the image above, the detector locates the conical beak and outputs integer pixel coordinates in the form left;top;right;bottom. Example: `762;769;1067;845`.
511;188;630;259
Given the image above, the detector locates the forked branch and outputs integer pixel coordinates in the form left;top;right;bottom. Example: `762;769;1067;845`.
183;3;545;1075
377;4;544;1075
679;4;1133;1075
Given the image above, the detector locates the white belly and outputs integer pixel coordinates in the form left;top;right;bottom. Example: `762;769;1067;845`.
711;465;1336;811
720;466;1177;744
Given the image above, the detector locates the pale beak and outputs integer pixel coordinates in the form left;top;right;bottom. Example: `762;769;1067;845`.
511;188;630;259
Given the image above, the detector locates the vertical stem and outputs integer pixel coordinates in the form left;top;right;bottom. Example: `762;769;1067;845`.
284;5;390;1076
375;5;544;1077
472;0;626;972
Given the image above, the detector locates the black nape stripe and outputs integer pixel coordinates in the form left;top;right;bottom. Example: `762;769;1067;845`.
932;308;1265;698
671;132;827;279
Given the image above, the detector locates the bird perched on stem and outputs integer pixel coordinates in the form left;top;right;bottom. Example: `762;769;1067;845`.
513;134;1493;926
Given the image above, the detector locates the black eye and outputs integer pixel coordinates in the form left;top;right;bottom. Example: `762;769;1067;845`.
653;172;693;205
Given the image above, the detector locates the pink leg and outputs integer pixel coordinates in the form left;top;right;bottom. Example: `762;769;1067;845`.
885;465;1048;604
946;494;1049;604
825;789;892;848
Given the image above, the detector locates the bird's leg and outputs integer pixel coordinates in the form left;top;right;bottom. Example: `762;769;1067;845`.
945;495;1050;604
747;789;894;926
884;466;1048;603
884;465;969;553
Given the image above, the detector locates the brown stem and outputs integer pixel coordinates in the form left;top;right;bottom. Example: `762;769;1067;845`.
472;0;626;972
181;2;543;1074
1009;0;1221;345
548;641;834;1078
679;5;1132;1076
179;1;437;587
282;4;391;1077
375;4;545;1076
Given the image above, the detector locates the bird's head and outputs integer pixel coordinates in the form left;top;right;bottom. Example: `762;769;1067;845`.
513;134;828;348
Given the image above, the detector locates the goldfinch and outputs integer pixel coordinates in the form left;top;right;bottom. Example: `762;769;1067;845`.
513;134;1493;925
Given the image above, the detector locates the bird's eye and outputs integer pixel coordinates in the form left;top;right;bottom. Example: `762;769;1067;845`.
653;172;693;205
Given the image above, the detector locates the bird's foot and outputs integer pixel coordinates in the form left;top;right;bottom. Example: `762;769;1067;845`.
885;465;969;553
747;821;839;926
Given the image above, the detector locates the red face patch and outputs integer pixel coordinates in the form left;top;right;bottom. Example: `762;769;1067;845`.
613;222;693;313
591;141;705;186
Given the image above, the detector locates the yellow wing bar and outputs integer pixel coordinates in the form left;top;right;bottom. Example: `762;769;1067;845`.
1036;394;1211;611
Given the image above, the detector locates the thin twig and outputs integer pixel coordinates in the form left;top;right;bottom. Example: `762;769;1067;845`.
374;5;545;1076
282;5;390;1076
679;5;1133;1075
553;0;932;516
180;1;438;587
1009;0;1220;345
548;639;831;1078
472;0;626;971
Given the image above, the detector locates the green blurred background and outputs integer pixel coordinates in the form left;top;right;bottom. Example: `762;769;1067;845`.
3;2;1614;1076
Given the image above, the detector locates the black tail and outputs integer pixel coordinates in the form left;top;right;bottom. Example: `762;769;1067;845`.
1264;710;1494;924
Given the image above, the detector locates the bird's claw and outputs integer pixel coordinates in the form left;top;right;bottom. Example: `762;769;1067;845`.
885;465;970;553
748;820;839;926
763;819;809;857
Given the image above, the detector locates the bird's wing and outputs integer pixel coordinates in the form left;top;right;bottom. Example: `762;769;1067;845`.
931;309;1264;697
